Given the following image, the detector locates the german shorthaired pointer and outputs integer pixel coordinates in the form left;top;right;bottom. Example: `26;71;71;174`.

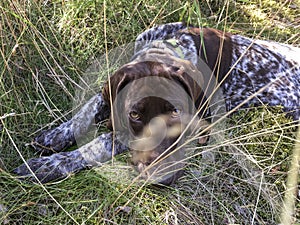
14;22;300;185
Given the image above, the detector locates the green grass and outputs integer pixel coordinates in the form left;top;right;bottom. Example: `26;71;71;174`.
0;0;299;224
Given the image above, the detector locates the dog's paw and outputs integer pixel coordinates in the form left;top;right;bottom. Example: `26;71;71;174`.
14;158;66;183
13;150;86;183
13;158;66;183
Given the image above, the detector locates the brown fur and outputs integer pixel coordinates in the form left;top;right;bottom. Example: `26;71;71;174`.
101;28;231;184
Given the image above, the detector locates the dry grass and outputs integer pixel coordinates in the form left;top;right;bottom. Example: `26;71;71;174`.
0;0;299;224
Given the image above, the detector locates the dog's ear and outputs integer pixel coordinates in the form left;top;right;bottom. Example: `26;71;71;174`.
102;63;143;131
102;71;119;130
102;61;146;103
102;71;125;106
167;61;207;115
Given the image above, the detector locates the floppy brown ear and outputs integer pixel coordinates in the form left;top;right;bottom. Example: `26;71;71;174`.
102;61;147;104
167;60;208;117
102;72;126;131
102;72;120;130
102;63;143;131
102;71;126;106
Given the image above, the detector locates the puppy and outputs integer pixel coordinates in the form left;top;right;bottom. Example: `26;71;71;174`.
14;22;300;185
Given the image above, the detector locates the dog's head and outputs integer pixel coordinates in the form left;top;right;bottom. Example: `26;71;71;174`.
103;60;210;185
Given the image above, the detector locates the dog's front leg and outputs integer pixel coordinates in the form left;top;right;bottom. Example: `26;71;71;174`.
14;132;127;183
32;93;110;155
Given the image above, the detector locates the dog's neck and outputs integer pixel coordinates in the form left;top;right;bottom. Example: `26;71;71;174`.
131;38;198;65
133;27;233;84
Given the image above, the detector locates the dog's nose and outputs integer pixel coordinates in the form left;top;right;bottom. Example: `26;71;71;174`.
129;116;167;151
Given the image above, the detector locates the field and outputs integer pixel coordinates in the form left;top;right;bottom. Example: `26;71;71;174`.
0;0;299;224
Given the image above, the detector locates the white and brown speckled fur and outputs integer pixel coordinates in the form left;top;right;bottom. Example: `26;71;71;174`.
14;22;300;183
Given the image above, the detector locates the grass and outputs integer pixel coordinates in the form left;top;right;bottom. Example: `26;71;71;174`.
0;0;299;224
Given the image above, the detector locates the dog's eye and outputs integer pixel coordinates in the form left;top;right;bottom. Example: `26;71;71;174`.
171;108;182;117
129;111;140;120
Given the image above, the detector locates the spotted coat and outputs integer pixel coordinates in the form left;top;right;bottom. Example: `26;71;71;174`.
14;22;300;183
135;22;300;120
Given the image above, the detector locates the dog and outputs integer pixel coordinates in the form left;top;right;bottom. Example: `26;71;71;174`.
14;22;300;185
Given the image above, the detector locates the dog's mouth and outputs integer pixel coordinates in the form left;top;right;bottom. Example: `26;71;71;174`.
127;114;211;185
128;116;186;185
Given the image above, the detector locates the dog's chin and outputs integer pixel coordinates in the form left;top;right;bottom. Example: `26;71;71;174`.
153;170;185;186
132;146;186;186
135;162;185;186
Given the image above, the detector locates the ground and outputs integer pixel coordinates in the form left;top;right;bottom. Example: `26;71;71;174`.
0;0;299;224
